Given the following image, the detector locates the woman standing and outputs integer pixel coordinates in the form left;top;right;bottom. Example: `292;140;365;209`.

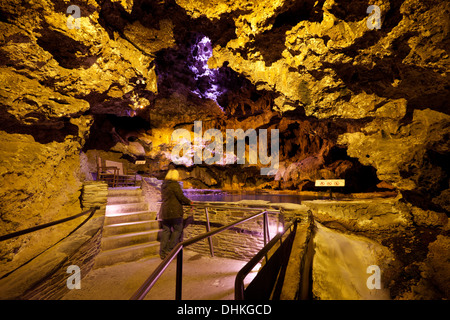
158;169;192;259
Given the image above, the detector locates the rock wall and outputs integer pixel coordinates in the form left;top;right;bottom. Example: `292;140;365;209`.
1;0;447;203
0;0;160;272
311;222;393;300
0;181;106;299
302;199;449;299
141;176;162;213
339;109;450;210
0;130;87;277
81;181;108;214
0;0;448;300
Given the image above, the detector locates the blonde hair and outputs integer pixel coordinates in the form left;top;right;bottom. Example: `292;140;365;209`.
165;169;179;181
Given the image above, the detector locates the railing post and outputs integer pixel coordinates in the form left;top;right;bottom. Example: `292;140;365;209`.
205;207;214;257
263;211;269;246
175;247;183;300
234;274;245;300
263;211;269;262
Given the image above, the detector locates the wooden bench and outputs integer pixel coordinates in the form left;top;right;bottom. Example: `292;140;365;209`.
315;179;345;199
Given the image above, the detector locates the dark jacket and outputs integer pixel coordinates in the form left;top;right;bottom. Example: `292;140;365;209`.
159;180;191;220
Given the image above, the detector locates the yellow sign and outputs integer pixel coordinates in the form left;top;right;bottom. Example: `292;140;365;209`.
315;179;345;187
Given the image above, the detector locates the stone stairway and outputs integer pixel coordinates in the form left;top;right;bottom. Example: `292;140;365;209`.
94;187;160;268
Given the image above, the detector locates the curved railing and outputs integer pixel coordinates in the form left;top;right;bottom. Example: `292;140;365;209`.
0;206;100;242
130;205;280;300
235;219;298;300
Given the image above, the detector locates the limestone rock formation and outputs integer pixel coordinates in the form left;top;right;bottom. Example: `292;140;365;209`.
312;222;394;300
0;0;448;299
339;109;450;209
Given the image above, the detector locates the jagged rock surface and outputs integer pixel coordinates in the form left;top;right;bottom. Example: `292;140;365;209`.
0;0;448;299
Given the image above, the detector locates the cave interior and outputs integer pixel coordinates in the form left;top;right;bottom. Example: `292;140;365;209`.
0;0;449;300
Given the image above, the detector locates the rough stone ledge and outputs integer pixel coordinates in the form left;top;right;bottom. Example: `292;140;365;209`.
280;210;315;300
302;197;448;233
0;182;107;300
302;198;415;233
0;213;104;300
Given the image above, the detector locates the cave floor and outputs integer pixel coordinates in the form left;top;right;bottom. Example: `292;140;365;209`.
61;249;255;300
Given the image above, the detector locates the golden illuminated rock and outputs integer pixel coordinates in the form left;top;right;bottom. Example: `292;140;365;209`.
0;0;448;300
338;109;450;191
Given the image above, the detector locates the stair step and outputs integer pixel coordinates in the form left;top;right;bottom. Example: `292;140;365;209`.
106;202;149;214
107;195;145;205
108;188;142;198
101;230;160;251
94;242;160;268
94;187;161;268
105;211;157;225
103;220;160;236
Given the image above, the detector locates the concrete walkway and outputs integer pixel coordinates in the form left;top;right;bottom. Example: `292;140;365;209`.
62;250;257;300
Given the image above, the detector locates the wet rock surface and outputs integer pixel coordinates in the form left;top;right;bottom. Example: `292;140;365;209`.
302;199;448;299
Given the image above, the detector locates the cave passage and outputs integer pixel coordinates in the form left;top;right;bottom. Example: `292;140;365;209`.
0;0;449;303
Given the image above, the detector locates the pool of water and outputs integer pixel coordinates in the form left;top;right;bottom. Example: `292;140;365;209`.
184;190;319;204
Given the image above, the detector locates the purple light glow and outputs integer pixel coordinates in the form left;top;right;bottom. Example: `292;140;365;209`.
188;36;225;108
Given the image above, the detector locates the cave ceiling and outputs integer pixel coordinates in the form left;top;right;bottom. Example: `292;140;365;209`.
0;0;449;208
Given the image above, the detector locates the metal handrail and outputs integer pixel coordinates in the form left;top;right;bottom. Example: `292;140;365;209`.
191;203;278;211
0;206;100;242
130;208;280;300
159;200;281;212
188;201;280;257
234;219;298;300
